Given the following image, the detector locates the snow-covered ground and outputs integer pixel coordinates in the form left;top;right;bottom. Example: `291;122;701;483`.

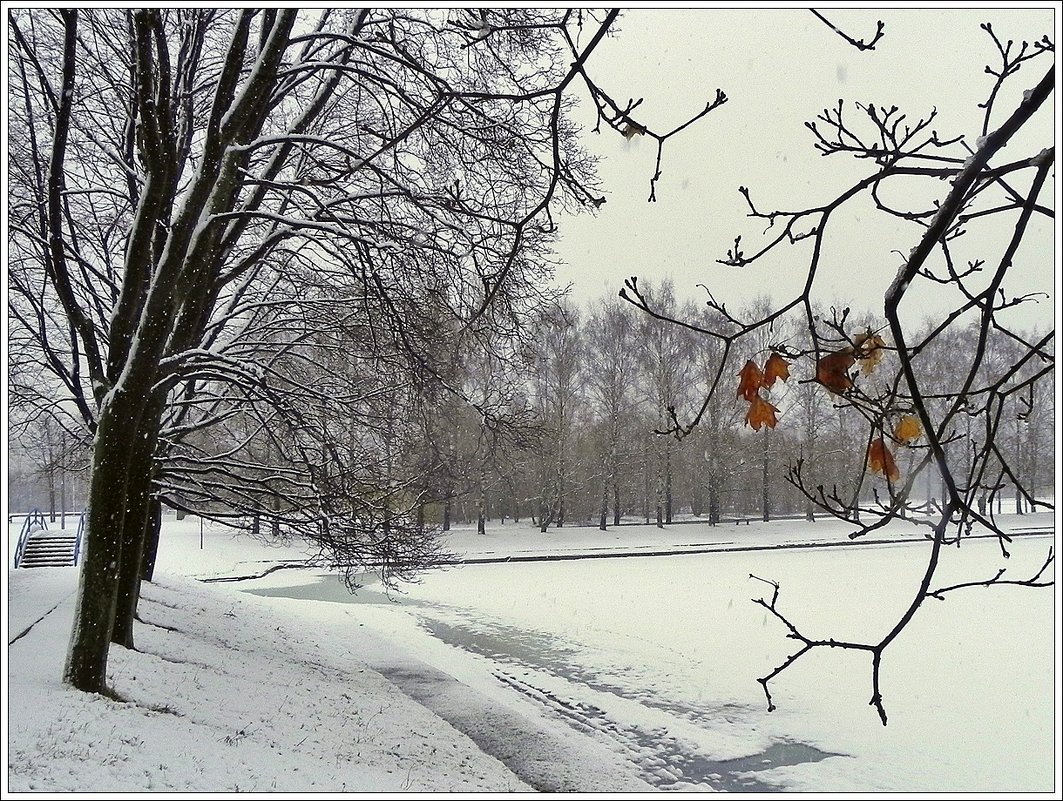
4;511;1058;794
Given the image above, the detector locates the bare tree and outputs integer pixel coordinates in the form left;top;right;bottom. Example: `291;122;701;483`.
8;8;725;695
622;21;1054;723
528;301;584;530
633;281;698;526
584;296;638;529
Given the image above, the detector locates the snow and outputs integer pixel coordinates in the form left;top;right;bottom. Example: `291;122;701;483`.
6;548;533;792
5;511;1059;794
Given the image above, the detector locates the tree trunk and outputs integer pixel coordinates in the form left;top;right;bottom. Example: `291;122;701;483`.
599;455;609;531
557;454;566;528
477;462;486;536
654;441;664;529
613;483;621;527
705;448;721;525
60;465;67;529
271;490;281;538
708;472;720;525
112;402;164;648
140;499;162;582
48;469;56;523
599;477;608;531
690;482;703;517
64;388;148;693
1014;417;1024;514
926;458;934;512
761;428;771;522
664;445;673;524
112;493;149;648
655;468;663;528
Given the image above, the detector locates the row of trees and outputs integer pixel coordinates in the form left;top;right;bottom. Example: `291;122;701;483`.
12;282;1051;533
394;286;1053;533
7;8;718;694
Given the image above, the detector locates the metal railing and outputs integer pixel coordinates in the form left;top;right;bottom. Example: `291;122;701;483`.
73;511;86;566
13;510;48;569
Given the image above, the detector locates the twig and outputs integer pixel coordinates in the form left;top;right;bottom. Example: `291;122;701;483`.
810;9;885;51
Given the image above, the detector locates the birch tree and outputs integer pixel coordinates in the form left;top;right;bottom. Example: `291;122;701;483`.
584;296;638;529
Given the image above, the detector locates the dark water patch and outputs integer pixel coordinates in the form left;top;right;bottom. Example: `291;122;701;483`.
243;573;386;603
658;740;844;791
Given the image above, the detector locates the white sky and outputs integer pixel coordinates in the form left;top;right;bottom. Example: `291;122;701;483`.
551;6;1058;331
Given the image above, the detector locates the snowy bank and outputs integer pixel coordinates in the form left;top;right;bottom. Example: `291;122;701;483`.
6;569;533;793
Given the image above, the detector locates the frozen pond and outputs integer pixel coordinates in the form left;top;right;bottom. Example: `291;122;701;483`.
245;531;1055;792
251;572;840;790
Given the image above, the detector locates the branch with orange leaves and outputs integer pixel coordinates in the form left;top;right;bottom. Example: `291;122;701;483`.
625;27;1054;726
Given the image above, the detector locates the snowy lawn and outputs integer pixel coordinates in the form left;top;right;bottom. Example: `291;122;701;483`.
5;512;1057;793
6;568;534;793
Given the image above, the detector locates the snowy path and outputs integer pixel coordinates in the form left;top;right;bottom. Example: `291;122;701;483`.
420;614;843;791
367;660;653;792
457;600;841;789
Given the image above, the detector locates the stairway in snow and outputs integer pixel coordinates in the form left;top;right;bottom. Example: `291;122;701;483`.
18;532;78;568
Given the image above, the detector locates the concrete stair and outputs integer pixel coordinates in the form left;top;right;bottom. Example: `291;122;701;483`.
18;534;78;568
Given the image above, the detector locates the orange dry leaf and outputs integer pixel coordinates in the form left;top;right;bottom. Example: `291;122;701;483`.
737;359;764;401
745;394;779;431
763;353;791;389
867;438;900;482
894;414;923;445
816;350;856;394
854;332;887;376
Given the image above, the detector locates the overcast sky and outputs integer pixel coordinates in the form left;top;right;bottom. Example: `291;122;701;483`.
550;6;1057;331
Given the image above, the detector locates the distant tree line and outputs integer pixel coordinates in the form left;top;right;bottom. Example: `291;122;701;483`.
256;280;1048;534
528;291;1046;531
435;284;1050;531
10;279;1051;534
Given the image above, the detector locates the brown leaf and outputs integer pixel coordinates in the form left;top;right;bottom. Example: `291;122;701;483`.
737;359;764;401
745;394;779;431
867;438;900;482
854;332;887;376
762;353;790;389
894;414;923;444
621;121;646;140
816;350;856;394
